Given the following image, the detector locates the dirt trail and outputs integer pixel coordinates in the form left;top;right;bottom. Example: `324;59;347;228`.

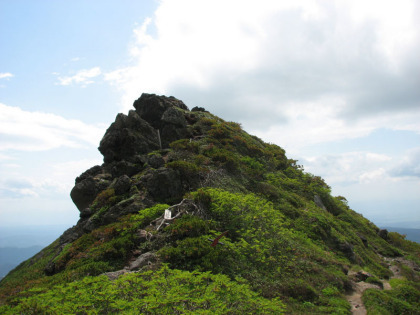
345;256;419;314
345;276;381;315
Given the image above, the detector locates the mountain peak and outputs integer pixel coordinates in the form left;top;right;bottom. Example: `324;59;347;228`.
1;94;419;314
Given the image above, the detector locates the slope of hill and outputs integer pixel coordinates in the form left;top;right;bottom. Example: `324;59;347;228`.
0;94;419;314
383;227;420;244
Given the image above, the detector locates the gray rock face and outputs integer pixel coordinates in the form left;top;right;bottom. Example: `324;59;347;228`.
106;160;145;178
112;175;131;195
128;252;157;270
70;177;109;211
161;107;187;126
133;93;188;129
99;110;160;163
75;165;102;184
70;94;195;231
140;168;184;203
147;154;165;169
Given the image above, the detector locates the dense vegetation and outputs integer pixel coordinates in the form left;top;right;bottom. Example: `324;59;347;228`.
1;103;419;314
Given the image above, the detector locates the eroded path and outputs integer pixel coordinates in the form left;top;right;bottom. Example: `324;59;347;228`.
345;256;419;314
345;272;381;315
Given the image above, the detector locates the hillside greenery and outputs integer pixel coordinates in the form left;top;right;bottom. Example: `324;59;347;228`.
1;108;419;314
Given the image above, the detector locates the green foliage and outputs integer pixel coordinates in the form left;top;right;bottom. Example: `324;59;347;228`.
167;160;201;178
363;279;420;314
388;232;420;262
1;266;285;314
164;215;210;239
363;285;420;314
365;276;383;288
170;138;200;153
91;188;118;210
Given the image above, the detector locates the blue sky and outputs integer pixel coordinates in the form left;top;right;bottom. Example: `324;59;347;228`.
1;0;419;229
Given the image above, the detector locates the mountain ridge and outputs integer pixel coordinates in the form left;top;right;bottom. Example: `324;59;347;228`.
1;93;419;314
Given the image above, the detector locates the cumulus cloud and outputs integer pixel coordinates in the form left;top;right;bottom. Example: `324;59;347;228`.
56;67;102;87
0;157;102;199
0;72;14;80
0;178;39;198
302;151;393;185
105;0;419;149
0;103;104;152
390;147;420;178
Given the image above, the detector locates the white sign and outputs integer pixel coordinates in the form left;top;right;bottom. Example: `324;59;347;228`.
164;209;172;219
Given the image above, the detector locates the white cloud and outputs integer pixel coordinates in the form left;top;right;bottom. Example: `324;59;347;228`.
56;67;101;86
390;147;420;178
0;103;104;152
0;157;102;200
46;159;103;193
104;0;419;145
0;72;14;80
302;151;393;186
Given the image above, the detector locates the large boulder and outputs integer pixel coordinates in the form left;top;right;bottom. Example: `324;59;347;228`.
99;110;160;163
140;168;184;203
70;177;109;211
133;93;189;129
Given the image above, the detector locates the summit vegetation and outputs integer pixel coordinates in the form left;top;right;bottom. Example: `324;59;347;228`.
0;94;419;314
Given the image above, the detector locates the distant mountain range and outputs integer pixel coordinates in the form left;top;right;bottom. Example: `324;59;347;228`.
0;246;43;279
0;225;69;279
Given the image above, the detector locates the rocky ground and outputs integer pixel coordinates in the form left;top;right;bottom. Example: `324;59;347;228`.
345;256;420;314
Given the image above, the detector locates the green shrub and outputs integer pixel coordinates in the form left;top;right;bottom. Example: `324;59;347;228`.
363;286;420;314
365;276;383;288
164;215;209;239
1;266;285;314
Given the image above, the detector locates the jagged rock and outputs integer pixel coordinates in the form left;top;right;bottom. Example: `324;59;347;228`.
107;160;144;178
378;229;388;240
161;107;187;126
128;252;157;270
147;154;165;169
161;123;191;148
191;106;207;112
99;110;160;163
112;175;131;195
59;226;82;245
70;177;109;211
79;207;94;219
133;93;188;129
101;198;148;225
75;165;103;184
140;168;184;203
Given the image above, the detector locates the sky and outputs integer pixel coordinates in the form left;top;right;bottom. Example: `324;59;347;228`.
1;0;419;230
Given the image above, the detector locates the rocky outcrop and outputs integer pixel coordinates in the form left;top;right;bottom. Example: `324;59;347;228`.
133;94;189;129
97;93;193;164
70;93;199;232
99;110;160;163
70;175;110;211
